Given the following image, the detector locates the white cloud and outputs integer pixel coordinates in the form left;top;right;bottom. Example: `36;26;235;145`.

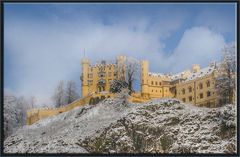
4;10;228;106
168;26;225;73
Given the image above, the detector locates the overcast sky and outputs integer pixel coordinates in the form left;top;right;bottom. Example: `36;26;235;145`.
4;3;237;106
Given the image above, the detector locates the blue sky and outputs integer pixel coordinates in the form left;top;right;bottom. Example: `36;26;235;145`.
4;3;237;106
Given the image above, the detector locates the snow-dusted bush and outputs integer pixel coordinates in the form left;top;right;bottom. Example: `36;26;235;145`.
215;43;236;106
110;79;128;93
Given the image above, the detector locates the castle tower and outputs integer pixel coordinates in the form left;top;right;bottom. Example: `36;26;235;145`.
116;55;127;81
141;60;149;98
81;58;89;97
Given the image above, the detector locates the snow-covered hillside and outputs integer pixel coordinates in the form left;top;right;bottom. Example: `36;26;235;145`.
4;98;236;154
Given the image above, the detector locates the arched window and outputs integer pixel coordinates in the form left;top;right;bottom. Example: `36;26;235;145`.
182;88;185;94
98;86;101;92
199;83;203;89
206;80;210;87
207;91;211;97
182;98;186;102
188;86;192;92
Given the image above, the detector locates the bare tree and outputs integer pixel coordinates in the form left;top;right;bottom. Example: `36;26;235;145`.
65;80;79;104
4;94;32;139
126;57;140;93
116;57;140;94
29;96;36;109
17;96;31;125
52;80;65;107
215;43;236;106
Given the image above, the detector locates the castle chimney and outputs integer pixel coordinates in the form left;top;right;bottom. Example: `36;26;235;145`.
191;64;200;73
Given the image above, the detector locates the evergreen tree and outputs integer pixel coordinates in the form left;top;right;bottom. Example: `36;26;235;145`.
215;43;236;106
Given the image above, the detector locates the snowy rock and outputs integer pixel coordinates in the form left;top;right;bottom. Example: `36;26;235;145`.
4;98;237;154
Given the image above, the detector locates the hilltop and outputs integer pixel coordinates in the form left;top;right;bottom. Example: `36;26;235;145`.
4;97;236;154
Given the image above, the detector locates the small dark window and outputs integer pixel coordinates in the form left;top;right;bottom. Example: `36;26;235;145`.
182;89;185;94
159;82;161;85
188;86;192;92
189;96;192;101
206;81;210;87
151;81;154;85
207;91;211;97
182;98;186;102
206;102;211;107
199;83;203;89
200;93;203;99
155;82;158;85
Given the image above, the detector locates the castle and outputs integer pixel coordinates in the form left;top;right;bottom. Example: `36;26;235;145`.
27;55;220;125
82;56;218;108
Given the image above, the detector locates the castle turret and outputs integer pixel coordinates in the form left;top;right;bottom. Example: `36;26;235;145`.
81;58;89;97
141;60;149;98
191;64;200;73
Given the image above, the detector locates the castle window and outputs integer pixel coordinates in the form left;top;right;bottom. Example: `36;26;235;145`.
206;101;211;107
189;96;192;102
200;93;203;99
182;88;185;95
159;82;161;85
188;86;192;92
156;90;157;92
109;67;111;70
98;72;106;77
88;80;93;85
207;91;211;97
89;73;93;78
182;98;186;102
199;83;203;89
155;82;158;85
206;81;210;87
152;90;153;92
151;81;154;85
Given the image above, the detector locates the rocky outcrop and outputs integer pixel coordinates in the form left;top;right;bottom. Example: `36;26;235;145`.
4;98;237;154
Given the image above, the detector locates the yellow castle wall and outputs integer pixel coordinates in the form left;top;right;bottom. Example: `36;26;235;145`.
140;60;173;99
27;56;225;125
175;72;217;107
81;56;126;97
26;93;116;125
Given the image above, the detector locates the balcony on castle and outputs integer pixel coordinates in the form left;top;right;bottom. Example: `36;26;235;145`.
98;79;106;85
